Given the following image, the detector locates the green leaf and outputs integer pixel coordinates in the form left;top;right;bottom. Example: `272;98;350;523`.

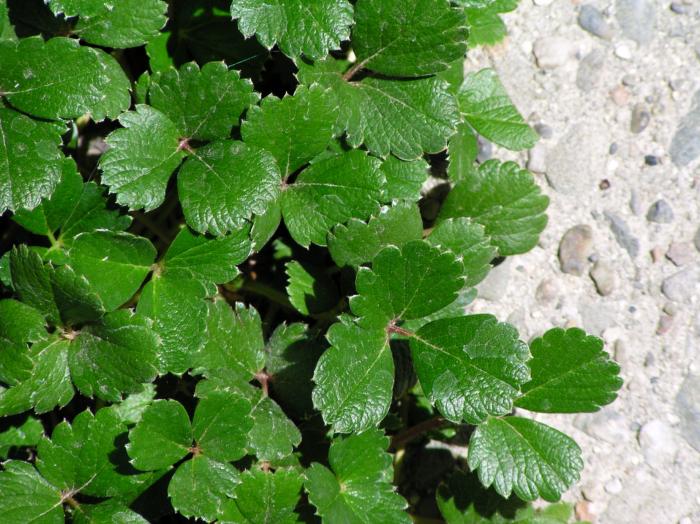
9;245;60;324
0;36;130;120
465;10;507;47
230;468;303;524
163;226;251;288
251;201;282;252
459;69;538;151
49;264;105;326
0;299;46;385
127;399;192;471
447;122;479;181
328;202;424;268
313;321;394;434
248;392;301;461
68;231;156;311
178;141;281;236
47;0;168;48
0;417;44;459
112;384;157;425
352;0;468;77
350;241;465;328
0;337;74;416
0;461;63;524
439;160;549;256
230;0;353;59
138;273;209;375
515;328;623;413
168;455;240;522
280;150;383;247
100;105;186;212
192;390;253;462
285;261;339;316
467;416;583;502
242;85;337;176
427;218;496;287
410;315;530;424
305;429;410;523
149;61;258;141
0;107;65;214
193;300;265;380
73;500;149;524
69;310;158;401
379;156;429;203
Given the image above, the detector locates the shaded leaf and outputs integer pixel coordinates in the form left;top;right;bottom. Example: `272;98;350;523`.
285;261;339;316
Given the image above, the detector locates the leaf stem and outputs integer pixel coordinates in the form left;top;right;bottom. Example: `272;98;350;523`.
342;59;368;81
390;416;446;451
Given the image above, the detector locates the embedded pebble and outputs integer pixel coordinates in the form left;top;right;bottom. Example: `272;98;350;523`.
535;278;559;303
578;5;614;39
646;199;674;223
670;2;688;14
533;37;574;69
629;190;643;215
577;49;606;92
666;242;695;266
604;477;623;494
590;260;616;295
559;225;593;275
670;90;700;166
610;85;630;106
477;258;512;301
574;409;629;444
614;42;633;60
638;420;678;469
616;0;656;45
631;104;651;133
527;143;547;173
547;123;607;194
644;155;659;166
656;314;673;335
694;227;700;251
676;374;700;452
534;123;553;139
661;268;698;302
605;211;640;257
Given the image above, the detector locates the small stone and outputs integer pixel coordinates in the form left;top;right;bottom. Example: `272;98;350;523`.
533;0;554;5
616;0;656;45
676;374;700;452
575;501;594;522
605;211;640;258
666;241;695;266
610;142;619;155
590;260;616;295
598;179;610;190
694;226;700;251
604;477;623;495
614;339;627;363
527;143;547;173
477;258;512;301
547;123;607;195
610;85;629;105
630;103;651;133
578;5;614;39
614;42;633;60
646;199;674;223
670;2;688;14
663;302;679;316
662;268;698;302
622;74;637;86
656;314;673;335
534;123;553;139
559;225;593;275
574;408;629;444
577;49;606;92
638;420;678;469
644;154;660;166
629;189;642;215
644;352;655;367
476;136;492;163
533;37;574;69
650;246;665;263
670;90;700;167
535;278;558;303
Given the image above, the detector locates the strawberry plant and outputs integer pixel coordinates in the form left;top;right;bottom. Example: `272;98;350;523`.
0;0;622;522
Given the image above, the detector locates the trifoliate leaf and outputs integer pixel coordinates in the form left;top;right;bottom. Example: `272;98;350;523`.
193;300;265;380
0;299;45;385
410;315;530;424
0;107;65;214
100;105;186;212
47;0;167;48
138;273;209;375
285;261;339;316
298;58;460;160
447;122;479;181
265;323;324;418
230;468;303;524
352;0;468;77
73;500;149;524
149;61;258;141
280;150;383;247
163;226;252;288
0;337;74;416
36;408;156;499
0;36;130;120
350;241;464;328
168;455;240;522
69;310;158;402
328;202;424;268
305;429;410;523
178;141;281;236
439;160;549;256
467;417;583;502
49;265;105;326
379;156;429;203
459;69;538;151
427;218;496;287
127;399;192;471
248;391;301;461
9;245;61;324
242;85;337;176
230;0;353;59
192;391;253;463
515;328;623;413
68;231;156;311
0;461;63;524
0;417;44;459
313;321;394;434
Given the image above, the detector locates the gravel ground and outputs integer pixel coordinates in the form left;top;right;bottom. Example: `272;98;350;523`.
462;1;700;522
